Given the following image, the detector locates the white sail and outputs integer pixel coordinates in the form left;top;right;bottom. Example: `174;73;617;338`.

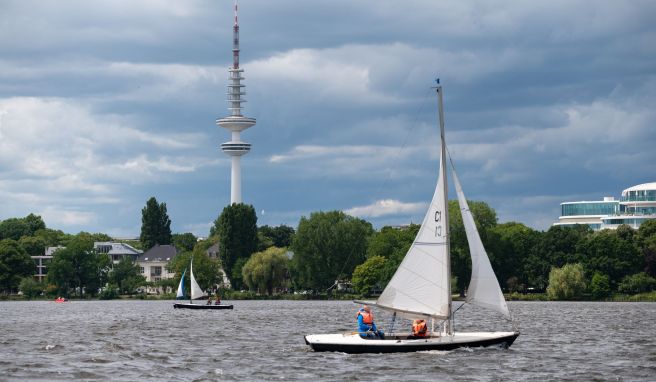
190;260;206;300
176;269;185;299
375;143;451;319
451;168;510;319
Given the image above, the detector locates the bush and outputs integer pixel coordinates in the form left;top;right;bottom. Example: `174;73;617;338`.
618;272;656;294
546;263;586;300
19;277;42;299
98;287;119;300
589;272;611;300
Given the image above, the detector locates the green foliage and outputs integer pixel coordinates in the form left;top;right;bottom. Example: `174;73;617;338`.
108;257;146;294
140;197;172;250
257;231;275;252
291;211;373;291
448;199;498;296
0;239;34;293
34;228;70;247
213;203;258;289
618;272;656;294
258;225;295;248
589;272;611;299
242;247;290;295
98;286;119;300
19;277;43;299
172;233;197;252
167;249;222;293
546;263;586;300
365;224;418;285
488;222;540;291
0;214;45;241
19;236;47;257
576;229;642;286
351;255;387;296
46;235;111;297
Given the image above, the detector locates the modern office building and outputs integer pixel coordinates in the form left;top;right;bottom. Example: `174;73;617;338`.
555;182;656;230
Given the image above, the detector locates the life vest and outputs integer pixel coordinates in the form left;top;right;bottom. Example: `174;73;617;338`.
357;310;374;325
412;320;427;336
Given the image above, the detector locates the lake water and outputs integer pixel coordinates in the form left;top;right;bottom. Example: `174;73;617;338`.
0;300;654;381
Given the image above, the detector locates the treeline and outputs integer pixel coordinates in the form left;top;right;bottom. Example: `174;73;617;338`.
2;198;655;300
217;202;656;300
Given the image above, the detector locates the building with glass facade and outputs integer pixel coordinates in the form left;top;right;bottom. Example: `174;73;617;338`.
554;182;656;230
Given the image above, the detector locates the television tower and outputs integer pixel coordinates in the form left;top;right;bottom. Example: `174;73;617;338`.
216;1;255;204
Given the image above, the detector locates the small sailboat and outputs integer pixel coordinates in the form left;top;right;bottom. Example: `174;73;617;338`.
173;259;233;310
304;83;519;353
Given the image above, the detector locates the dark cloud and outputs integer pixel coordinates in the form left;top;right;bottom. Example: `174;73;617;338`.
0;0;654;235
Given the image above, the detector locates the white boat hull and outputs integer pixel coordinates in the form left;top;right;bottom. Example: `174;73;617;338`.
304;331;519;353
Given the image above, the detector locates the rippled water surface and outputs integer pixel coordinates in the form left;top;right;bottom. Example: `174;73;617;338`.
1;300;654;381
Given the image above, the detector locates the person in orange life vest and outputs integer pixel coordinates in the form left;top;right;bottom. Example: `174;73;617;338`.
215;294;221;305
412;319;428;337
357;305;385;339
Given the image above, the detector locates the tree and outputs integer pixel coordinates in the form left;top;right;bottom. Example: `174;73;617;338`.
365;224;419;285
46;236;111;297
23;213;46;236
448;199;498;296
168;249;222;294
487;222;540;291
589;272;611;299
19;277;42;299
546;263;586;300
19;236;47;257
0;218;29;241
0;214;47;241
108;257;146;294
172;233;197;252
352;255;387;296
576;229;642;287
213;203;258;289
140;197;172;250
242;247;290;295
0;239;34;294
34;228;70;247
291;211;373;291
258;225;295;248
618;272;656;294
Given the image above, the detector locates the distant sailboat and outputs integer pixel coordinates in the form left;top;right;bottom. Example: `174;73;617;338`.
304;83;519;353
175;268;186;300
173;259;233;310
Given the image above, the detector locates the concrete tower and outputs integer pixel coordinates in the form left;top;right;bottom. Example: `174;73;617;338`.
216;1;255;204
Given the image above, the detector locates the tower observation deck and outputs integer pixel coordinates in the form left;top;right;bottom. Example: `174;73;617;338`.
216;1;255;204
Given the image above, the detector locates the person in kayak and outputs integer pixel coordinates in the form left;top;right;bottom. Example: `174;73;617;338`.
356;305;385;339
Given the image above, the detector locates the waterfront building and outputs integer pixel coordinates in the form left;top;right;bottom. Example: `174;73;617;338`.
136;244;178;293
32;246;64;282
216;2;256;204
554;182;656;230
94;242;142;264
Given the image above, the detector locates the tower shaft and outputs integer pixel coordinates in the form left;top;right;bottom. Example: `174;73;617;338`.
217;0;255;205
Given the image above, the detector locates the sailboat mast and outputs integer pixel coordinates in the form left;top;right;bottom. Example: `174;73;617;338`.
436;84;452;335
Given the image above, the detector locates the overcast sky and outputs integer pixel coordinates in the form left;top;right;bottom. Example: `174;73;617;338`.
1;0;654;237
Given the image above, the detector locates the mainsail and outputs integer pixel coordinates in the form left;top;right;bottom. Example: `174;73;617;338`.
451;168;510;319
375;88;451;319
176;269;186;299
190;260;206;300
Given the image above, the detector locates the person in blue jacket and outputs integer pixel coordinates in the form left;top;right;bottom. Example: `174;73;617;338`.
356;305;385;339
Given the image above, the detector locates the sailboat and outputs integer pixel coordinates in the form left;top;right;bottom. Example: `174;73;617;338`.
304;83;519;353
173;259;233;310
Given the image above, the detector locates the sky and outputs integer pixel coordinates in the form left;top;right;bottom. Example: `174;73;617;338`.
0;0;654;238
